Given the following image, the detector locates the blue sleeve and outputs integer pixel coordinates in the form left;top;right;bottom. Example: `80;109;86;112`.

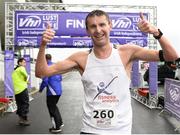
39;77;48;92
59;74;62;81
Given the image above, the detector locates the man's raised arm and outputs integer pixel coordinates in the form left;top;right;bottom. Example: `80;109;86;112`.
35;23;55;78
138;12;179;61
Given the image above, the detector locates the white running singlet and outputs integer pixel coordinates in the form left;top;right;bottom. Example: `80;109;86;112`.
81;47;132;134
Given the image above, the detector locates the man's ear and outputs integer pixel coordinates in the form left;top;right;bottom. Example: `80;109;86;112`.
86;29;90;36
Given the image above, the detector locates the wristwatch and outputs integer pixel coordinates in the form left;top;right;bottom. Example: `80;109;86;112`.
153;29;163;40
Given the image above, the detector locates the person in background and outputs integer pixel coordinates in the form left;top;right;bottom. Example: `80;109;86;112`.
12;57;30;126
35;10;179;134
39;54;63;134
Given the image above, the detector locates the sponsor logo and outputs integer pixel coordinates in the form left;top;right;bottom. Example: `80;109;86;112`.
73;40;92;47
112;17;131;30
17;39;37;46
19;15;41;28
17;13;58;30
169;84;180;107
93;76;118;100
126;40;144;47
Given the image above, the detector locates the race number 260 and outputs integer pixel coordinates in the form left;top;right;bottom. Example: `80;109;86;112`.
93;110;114;119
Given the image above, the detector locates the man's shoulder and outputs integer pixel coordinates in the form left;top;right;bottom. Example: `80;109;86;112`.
116;44;129;51
72;50;89;58
67;50;89;66
116;44;140;59
118;44;140;50
15;66;25;71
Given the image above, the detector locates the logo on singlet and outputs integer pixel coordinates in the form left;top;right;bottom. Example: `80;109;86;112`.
93;76;118;100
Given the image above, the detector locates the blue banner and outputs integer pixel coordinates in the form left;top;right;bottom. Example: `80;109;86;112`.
131;60;140;87
15;36;147;48
15;10;148;48
24;54;31;90
149;62;158;95
4;50;14;97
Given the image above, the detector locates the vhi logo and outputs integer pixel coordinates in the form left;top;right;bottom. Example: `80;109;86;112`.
18;15;41;28
112;17;131;30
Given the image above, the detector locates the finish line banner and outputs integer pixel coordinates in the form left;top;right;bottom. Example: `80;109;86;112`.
15;36;147;48
15;10;148;47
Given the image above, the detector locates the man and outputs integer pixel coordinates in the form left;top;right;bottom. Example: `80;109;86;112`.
39;54;63;133
35;10;179;134
12;58;30;126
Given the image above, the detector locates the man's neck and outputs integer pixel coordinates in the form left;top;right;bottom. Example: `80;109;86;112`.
93;44;112;59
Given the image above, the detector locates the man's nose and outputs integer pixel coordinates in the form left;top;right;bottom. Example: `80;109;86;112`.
95;26;101;33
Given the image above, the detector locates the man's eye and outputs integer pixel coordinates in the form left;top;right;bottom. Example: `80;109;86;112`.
100;23;106;27
90;25;96;29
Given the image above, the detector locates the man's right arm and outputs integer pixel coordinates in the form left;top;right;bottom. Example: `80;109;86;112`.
35;23;78;78
35;23;54;78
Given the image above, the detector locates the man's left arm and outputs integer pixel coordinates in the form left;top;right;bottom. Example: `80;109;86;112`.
138;12;179;61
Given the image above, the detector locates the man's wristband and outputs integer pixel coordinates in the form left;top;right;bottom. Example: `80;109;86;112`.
159;50;165;61
153;29;163;40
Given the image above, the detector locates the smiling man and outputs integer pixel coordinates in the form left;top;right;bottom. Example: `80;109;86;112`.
35;10;178;134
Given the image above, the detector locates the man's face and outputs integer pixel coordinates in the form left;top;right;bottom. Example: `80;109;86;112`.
19;60;26;67
86;15;112;47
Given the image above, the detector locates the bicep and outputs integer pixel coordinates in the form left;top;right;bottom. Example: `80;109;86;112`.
132;47;159;61
46;58;78;76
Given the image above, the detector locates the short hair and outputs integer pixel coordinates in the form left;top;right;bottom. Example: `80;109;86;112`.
85;9;110;30
17;58;25;65
45;54;52;60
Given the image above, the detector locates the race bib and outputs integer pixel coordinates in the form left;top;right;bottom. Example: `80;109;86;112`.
91;109;117;128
